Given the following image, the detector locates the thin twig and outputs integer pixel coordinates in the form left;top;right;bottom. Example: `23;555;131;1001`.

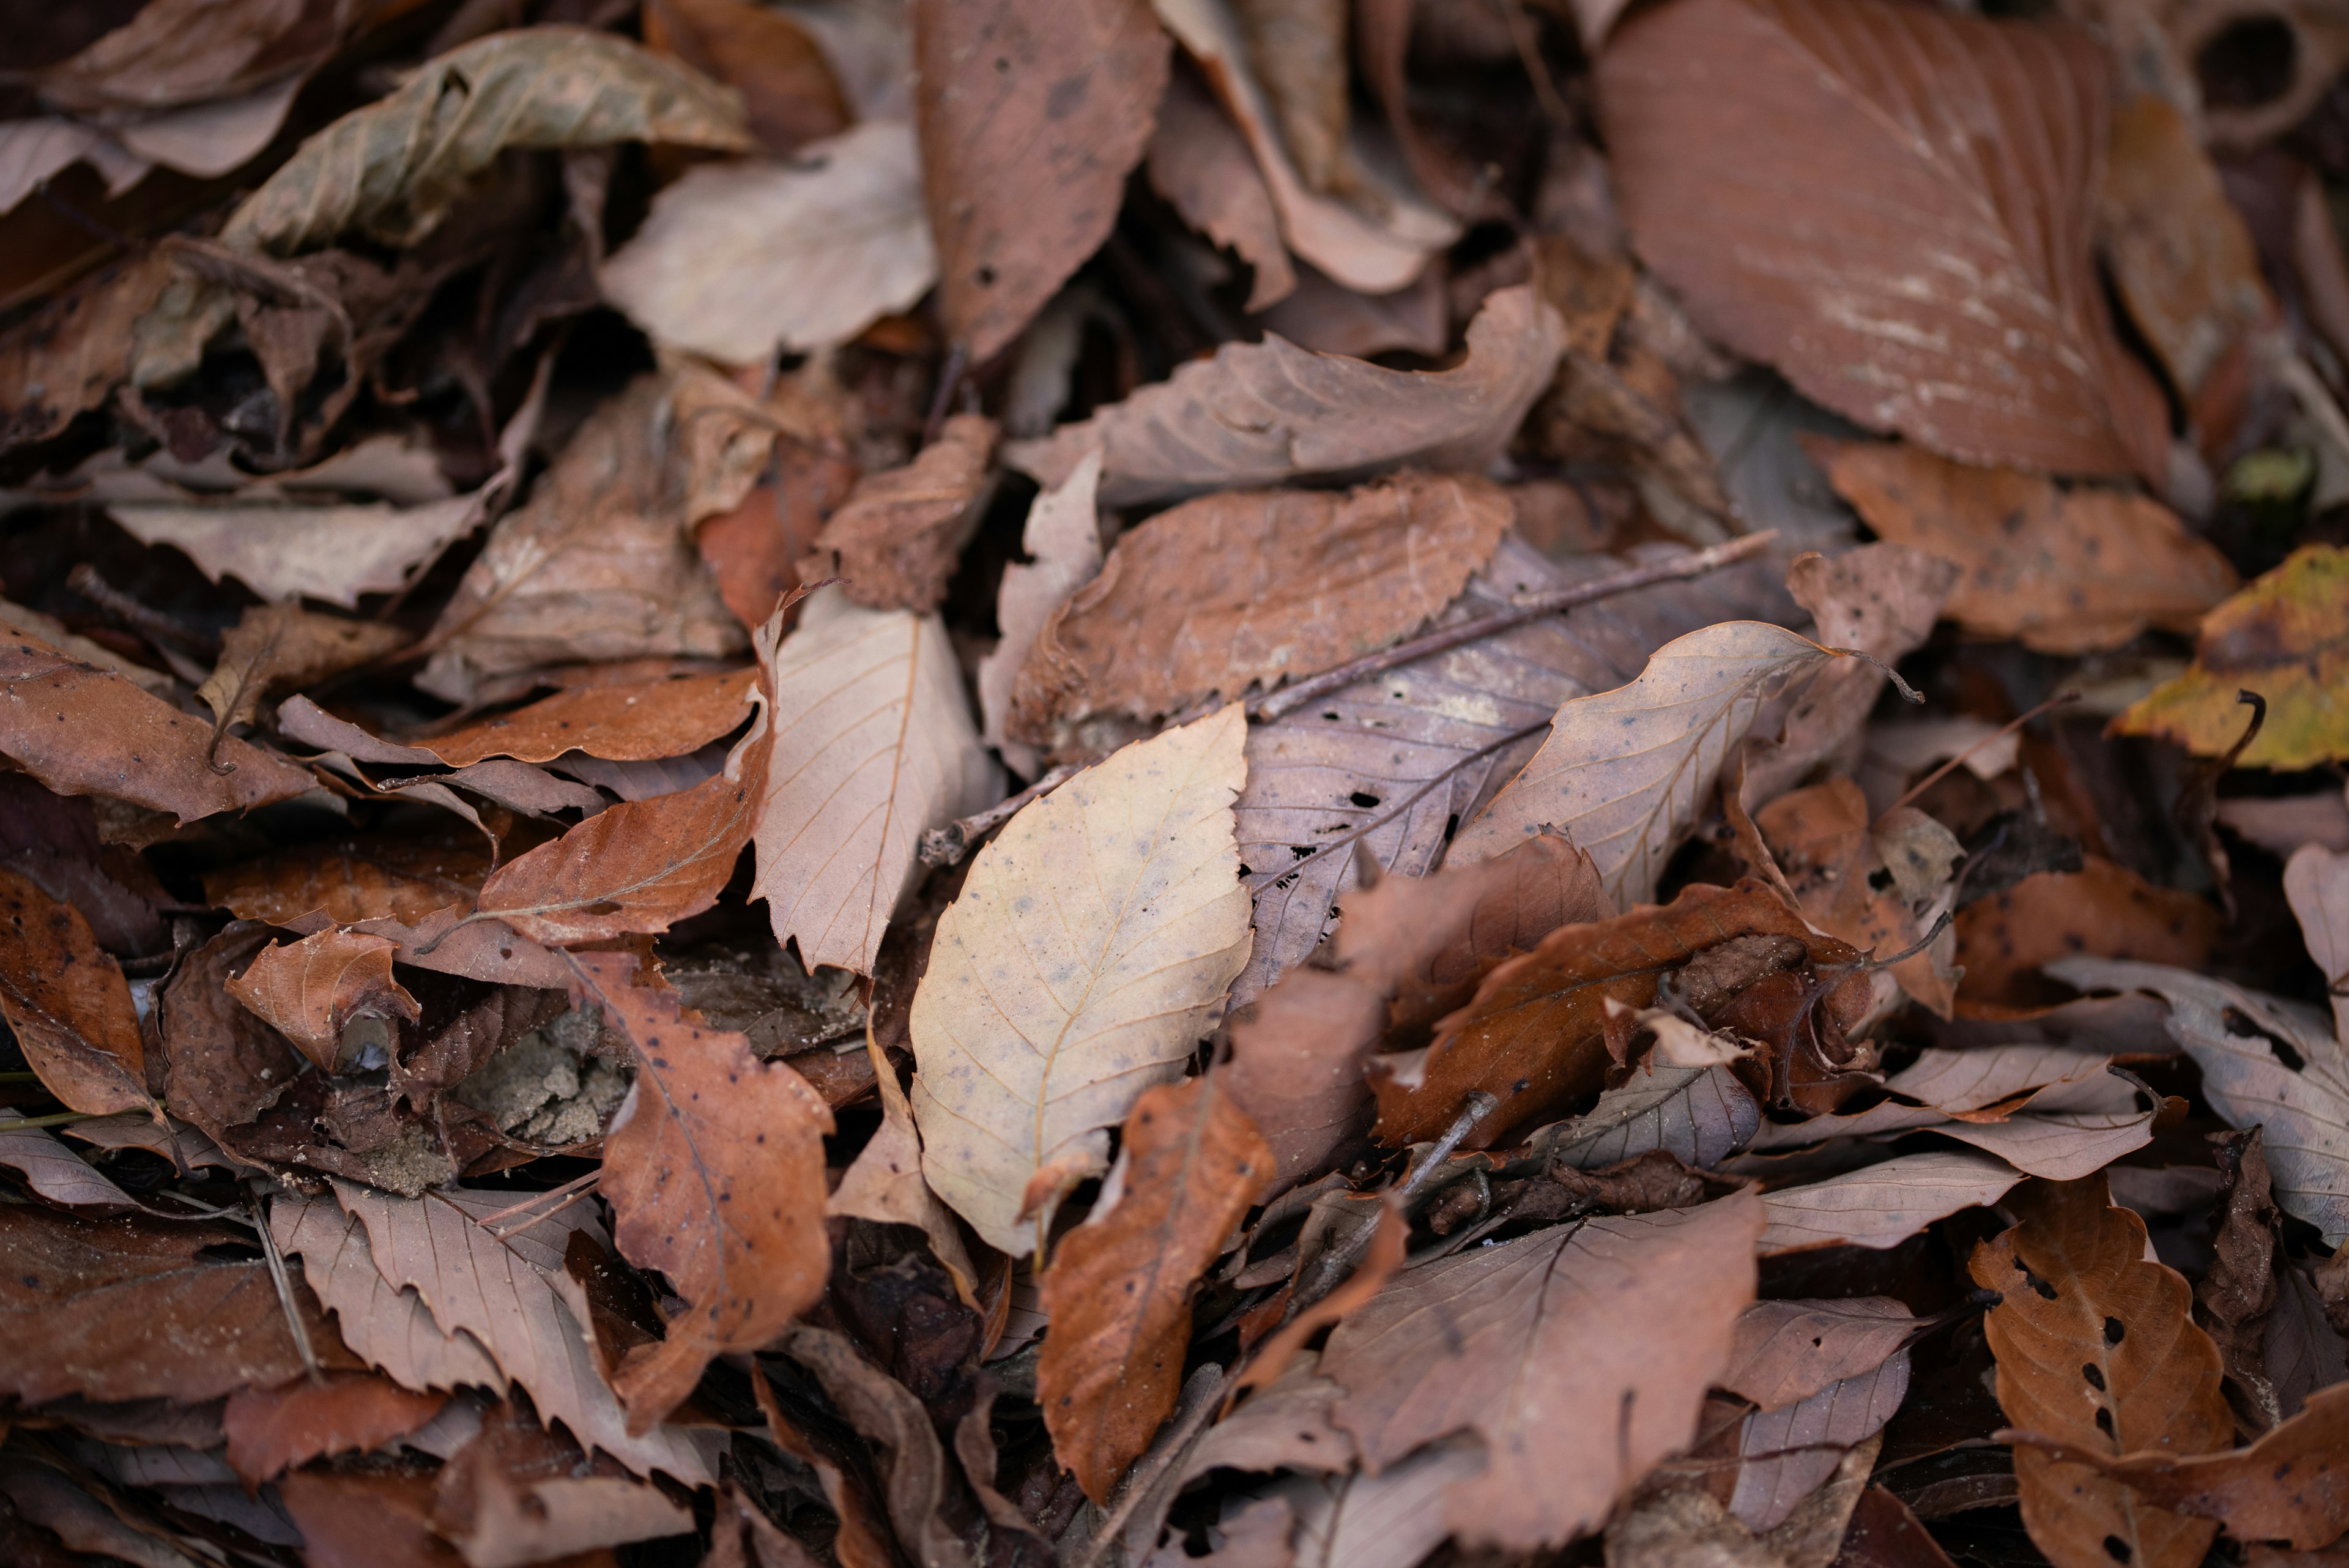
0;1111;98;1134
247;1178;325;1387
486;1176;601;1239
1290;1091;1498;1317
1887;690;2082;814
1250;532;1778;723
470;1169;601;1228
919;762;1082;867
67;563;220;660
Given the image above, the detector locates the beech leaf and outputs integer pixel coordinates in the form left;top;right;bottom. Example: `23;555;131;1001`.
1970;1176;2233;1568
0;867;153;1116
0;1104;133;1211
981;450;1105;777
1039;1076;1272;1501
750;587;1000;975
909;705;1253;1255
1598;0;2172;484
1450;620;1838;905
223;929;420;1074
915;0;1171;363
110;495;487;609
1719;1297;1919;1412
1321;1192;1764;1550
2285;844;2349;1041
1760;1150;2023;1255
1005;284;1565;507
269;1189;505;1395
798;414;999;615
222;1373;448;1486
566;951;833;1432
1146;72;1294;311
419;667;756;767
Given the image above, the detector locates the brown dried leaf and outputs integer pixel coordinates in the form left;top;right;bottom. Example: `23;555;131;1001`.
1221;967;1387;1195
279;1471;462;1568
1970;1176;2232;1568
1759;780;1955;1019
37;0;336;113
221;26;752;255
1813;440;2237;655
1322;1192;1764;1549
223;929;420;1073
1731;1354;1910;1532
1599;0;2170;484
566;951;833;1431
916;0;1170;362
1147;70;1295;310
204;830;491;927
1006;283;1564;506
110;494;487;611
0;868;152;1116
0;253;172;448
1762;1150;2022;1254
1449;621;1836;904
981;449;1104;776
0;1206;336;1404
270;1188;505;1394
826;1033;980;1295
418;374;748;705
2007;1384;2349;1551
2287;846;2349;1042
1955;856;2222;1016
1376;881;1844;1149
472;724;768;946
0;1105;133;1210
1722;1296;1918;1413
222;1372;447;1485
778;1325;978;1568
1041;1076;1272;1500
420;667;756;767
432;1399;696;1565
910;706;1253;1255
0;624;314;822
644;0;850;156
1008;471;1511;749
800;414;998;614
1233;0;1346;192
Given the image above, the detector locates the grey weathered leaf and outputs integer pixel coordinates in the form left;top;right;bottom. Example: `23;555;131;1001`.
1530;1058;1760;1171
109;496;483;609
1719;1296;1917;1412
0;1103;133;1210
1730;1353;1910;1532
1757;1150;2022;1255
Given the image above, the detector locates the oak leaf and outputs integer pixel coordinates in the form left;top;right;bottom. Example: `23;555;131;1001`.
751;588;1000;975
1321;1192;1764;1549
909;705;1253;1255
0;868;152;1116
1450;621;1837;904
1599;0;2171;485
1041;1075;1271;1500
1006;284;1563;506
600;121;938;365
1813;440;2236;655
0;625;314;823
915;0;1171;362
2114;546;2349;770
566;951;834;1432
1971;1176;2232;1568
799;414;998;614
1005;470;1511;750
223;929;420;1073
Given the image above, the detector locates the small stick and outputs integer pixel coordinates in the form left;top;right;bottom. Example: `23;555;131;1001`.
1250;532;1778;723
1290;1091;1497;1317
0;1111;98;1134
919;761;1082;867
471;1169;601;1228
247;1178;325;1386
1888;691;2081;814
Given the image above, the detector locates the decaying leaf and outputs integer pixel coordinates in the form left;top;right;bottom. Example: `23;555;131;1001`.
1759;779;1955;1018
644;0;850;156
1719;1296;1918;1412
204;831;492;928
600;121;938;365
109;495;486;609
0;868;153;1116
1956;858;2222;1016
1006;470;1512;749
1146;70;1294;310
1971;1176;2233;1568
566;951;833;1432
223;1373;449;1485
1;625;315;822
1813;440;2237;655
981;449;1105;776
1600;0;2171;485
1760;1150;2024;1254
223;929;420;1073
1040;1075;1271;1500
799;414;998;614
2047;957;2349;1247
910;705;1253;1255
2115;546;2349;770
916;0;1170;362
1007;284;1564;506
1322;1192;1764;1549
1450;620;1836;905
420;667;757;767
1532;1057;1761;1172
222;26;752;256
751;587;1000;975
196;603;409;744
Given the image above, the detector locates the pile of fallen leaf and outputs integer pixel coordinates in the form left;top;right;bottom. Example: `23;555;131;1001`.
6;0;2349;1564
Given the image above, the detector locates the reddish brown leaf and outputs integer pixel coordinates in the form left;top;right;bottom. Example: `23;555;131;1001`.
1759;780;1954;1019
1039;1076;1272;1501
194;603;410;745
472;727;769;946
1147;69;1294;310
434;1398;695;1564
0;1206;341;1405
645;0;851;156
1970;1176;2233;1568
223;929;420;1074
2005;1384;2349;1551
1599;0;2171;485
1954;856;2222;1016
419;667;757;767
0;624;314;823
567;951;834;1432
223;1372;448;1484
203;830;493;928
0;867;150;1116
1375;881;1859;1149
798;414;997;614
280;1470;467;1568
697;441;859;633
1812;440;2238;656
1718;1296;1918;1412
915;0;1171;363
1006;470;1512;749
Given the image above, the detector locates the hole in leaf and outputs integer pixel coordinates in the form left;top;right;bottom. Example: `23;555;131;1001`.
2104;1536;2132;1564
1350;791;1381;809
2095;1406;2115;1436
2104;1317;2126;1345
2224;1007;2306;1071
2197;16;2296;108
2082;1362;2106;1391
